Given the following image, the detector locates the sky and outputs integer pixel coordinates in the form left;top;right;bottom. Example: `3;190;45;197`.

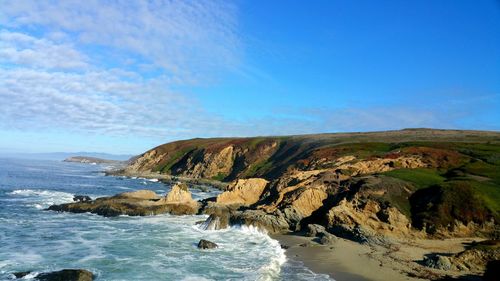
0;0;499;154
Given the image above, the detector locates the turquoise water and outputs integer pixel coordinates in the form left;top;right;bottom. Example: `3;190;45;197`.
0;158;332;281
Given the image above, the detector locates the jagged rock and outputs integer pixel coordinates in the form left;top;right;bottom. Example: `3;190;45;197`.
423;255;452;270
162;183;194;203
216;178;268;206
35;269;94;281
200;212;230;230
281;206;305;231
230;209;289;234
448;241;500;271
73;195;91;202
198;239;218;249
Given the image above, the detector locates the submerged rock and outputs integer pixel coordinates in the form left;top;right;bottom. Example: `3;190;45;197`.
12;271;31;278
198;239;218;249
36;269;94;281
73;195;91;202
12;269;94;281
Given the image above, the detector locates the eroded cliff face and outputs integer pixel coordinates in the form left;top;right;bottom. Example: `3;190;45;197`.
122;138;280;180
216;178;269;206
119;130;500;239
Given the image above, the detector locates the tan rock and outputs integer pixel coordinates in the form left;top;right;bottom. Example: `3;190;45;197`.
163;183;196;205
336;156;426;176
114;189;160;200
216;178;269;206
289;186;328;217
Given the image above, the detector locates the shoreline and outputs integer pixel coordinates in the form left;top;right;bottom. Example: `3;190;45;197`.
272;234;414;281
271;233;482;281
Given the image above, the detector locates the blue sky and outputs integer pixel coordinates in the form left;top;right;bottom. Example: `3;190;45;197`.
0;0;499;154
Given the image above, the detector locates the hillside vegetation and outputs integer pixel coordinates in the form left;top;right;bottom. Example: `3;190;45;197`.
120;129;500;236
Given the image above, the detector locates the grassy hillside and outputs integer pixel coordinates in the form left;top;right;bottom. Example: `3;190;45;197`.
126;129;500;229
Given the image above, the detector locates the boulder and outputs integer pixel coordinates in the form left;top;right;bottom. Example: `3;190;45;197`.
198;239;218;249
35;269;93;281
306;224;326;237
216;178;268;206
73;195;91;202
423;255;452;270
318;233;338;245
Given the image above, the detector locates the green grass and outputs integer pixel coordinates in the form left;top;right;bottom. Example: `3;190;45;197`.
410;180;495;231
243;159;273;178
211;172;227;181
467;180;500;219
245;137;266;150
153;146;196;173
463;160;500;183
383;168;446;189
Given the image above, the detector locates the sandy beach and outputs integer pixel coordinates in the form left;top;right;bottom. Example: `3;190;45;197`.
273;233;480;281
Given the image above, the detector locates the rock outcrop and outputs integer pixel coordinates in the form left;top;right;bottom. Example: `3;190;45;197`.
162;183;197;205
216;178;268;206
48;186;199;217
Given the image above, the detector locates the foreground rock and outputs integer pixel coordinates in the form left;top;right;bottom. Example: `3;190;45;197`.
198;239;218;249
13;269;93;281
48;184;199;216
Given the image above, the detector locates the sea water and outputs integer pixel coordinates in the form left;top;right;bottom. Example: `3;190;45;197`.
0;158;332;281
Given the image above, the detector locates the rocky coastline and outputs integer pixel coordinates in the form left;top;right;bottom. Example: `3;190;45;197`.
45;129;500;280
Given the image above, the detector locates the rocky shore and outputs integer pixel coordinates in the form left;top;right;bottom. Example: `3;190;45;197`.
47;129;500;280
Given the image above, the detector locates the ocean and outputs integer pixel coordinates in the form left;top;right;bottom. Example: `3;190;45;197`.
0;158;332;281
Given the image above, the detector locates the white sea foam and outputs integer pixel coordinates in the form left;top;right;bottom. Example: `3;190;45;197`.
8;189;74;208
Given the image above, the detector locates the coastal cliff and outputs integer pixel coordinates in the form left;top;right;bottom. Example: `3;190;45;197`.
117;129;500;236
61;129;500;280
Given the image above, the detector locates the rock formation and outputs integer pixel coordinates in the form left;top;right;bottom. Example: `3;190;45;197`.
48;185;199;216
216;178;268;206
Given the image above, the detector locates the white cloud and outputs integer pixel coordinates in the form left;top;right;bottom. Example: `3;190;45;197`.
0;1;247;141
0;30;88;70
0;0;240;79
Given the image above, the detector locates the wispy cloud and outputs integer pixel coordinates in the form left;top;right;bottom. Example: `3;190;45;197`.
0;30;88;70
0;0;240;79
0;1;245;140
